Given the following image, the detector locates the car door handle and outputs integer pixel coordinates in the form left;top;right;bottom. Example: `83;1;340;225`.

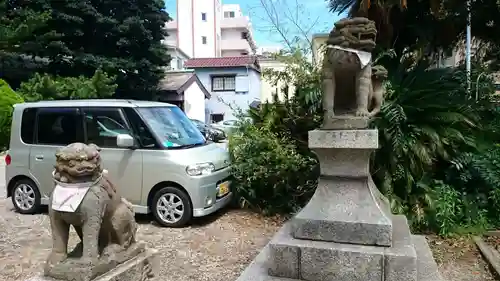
35;155;44;161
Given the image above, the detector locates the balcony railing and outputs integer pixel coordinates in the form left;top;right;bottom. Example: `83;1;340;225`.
165;20;177;30
221;16;250;30
220;39;252;52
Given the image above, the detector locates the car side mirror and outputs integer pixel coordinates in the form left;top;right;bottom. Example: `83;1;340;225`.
116;134;135;148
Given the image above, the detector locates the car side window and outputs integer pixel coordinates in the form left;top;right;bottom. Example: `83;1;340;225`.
122;107;158;149
83;107;131;148
36;108;84;145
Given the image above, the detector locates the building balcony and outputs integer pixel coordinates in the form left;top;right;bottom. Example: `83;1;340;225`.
165;20;177;30
221;16;251;30
221;39;253;53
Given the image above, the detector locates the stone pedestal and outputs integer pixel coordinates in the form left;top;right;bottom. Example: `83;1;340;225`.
236;123;444;281
293;129;392;246
26;248;159;281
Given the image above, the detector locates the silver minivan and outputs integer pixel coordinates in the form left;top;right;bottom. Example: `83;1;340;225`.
4;99;233;227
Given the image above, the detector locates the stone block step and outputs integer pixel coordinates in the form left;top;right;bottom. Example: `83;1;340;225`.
412;235;444;281
236;244;299;281
385;215;417;281
268;215;417;281
236;219;444;281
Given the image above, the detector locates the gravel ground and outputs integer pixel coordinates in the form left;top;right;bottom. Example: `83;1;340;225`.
0;194;494;281
0;197;282;281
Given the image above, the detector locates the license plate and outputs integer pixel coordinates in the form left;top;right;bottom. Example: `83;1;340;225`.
217;181;230;197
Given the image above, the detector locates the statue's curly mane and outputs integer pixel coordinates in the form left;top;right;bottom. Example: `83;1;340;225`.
53;143;103;183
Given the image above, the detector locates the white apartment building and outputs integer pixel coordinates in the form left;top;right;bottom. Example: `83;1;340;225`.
164;0;257;61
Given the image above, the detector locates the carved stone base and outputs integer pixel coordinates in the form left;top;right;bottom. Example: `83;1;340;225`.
27;247;159;281
321;116;370;130
292;175;393;246
301;129;392;246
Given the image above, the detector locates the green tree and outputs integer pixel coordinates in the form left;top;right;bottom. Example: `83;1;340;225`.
0;0;50;88
327;0;500;71
0;79;23;149
2;0;171;99
18;70;117;101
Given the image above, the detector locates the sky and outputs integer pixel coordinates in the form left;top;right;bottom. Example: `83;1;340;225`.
164;0;344;48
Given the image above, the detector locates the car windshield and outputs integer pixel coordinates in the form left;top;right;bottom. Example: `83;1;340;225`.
137;106;206;148
97;116;126;131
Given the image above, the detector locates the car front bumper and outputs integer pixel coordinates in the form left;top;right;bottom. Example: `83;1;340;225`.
189;166;233;217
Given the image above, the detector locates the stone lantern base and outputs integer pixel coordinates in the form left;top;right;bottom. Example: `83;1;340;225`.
235;126;444;281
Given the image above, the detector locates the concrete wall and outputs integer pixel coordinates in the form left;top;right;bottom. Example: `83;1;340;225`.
183;82;206;122
194;67;261;121
259;58;294;102
166;48;190;71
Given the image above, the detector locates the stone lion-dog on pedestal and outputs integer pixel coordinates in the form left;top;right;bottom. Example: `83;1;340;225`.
322;17;388;122
44;143;152;281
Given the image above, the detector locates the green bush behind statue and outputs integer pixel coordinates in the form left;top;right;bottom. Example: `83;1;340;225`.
0;79;23;150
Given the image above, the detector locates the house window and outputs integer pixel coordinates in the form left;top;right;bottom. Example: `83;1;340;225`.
212;76;236;91
201;13;207;21
241;52;248;55
211;114;224;123
177;59;183;69
224;11;235;18
202;36;207;44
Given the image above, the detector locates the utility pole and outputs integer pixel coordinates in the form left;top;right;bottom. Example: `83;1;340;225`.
466;0;472;95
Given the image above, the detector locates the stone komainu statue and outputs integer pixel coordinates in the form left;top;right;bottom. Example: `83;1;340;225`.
44;143;151;281
322;17;388;121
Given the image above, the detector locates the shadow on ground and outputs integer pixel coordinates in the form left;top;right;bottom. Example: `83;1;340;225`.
7;201;235;229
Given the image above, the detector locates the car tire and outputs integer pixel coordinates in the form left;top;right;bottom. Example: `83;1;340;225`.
151;186;192;228
11;178;41;214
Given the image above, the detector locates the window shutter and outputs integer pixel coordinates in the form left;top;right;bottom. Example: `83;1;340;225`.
235;75;248;92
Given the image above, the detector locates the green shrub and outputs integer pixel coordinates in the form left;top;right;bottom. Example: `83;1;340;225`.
0;79;23;150
371;60;500;235
227;50;323;215
18;70;116;101
233;48;500;236
229;122;318;215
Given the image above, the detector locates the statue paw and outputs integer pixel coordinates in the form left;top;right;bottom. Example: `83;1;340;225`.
46;252;67;265
355;109;370;117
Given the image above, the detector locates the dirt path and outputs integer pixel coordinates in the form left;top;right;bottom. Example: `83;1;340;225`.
429;235;495;281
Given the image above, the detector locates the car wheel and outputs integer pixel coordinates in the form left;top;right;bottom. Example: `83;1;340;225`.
151;186;192;227
11;178;41;214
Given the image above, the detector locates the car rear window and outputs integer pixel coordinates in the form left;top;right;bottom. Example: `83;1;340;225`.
20;108;36;144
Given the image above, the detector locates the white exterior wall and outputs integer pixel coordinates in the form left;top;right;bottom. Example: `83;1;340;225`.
221;29;242;40
193;0;216;58
196;67;261;121
173;0;221;58
215;0;222;57
260;59;294;102
166;1;255;59
177;0;194;58
222;50;243;57
166;48;190;71
183;83;206;122
222;4;243;17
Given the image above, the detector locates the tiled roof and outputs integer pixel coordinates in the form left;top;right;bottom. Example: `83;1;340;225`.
158;72;195;92
184;56;260;71
158;71;210;98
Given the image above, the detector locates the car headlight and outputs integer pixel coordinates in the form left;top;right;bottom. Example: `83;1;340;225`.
186;162;215;176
